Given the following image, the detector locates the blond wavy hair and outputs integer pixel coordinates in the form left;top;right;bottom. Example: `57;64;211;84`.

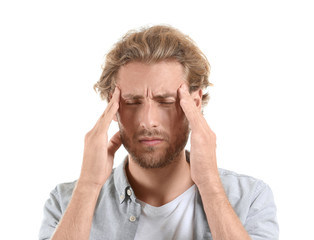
94;25;212;106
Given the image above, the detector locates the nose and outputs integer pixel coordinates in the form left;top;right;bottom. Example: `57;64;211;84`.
139;101;160;129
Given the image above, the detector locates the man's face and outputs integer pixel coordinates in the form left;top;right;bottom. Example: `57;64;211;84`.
115;60;190;168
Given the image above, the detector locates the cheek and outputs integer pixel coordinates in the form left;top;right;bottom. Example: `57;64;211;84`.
162;104;186;129
117;104;137;129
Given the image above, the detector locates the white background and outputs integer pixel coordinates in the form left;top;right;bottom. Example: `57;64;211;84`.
0;0;313;239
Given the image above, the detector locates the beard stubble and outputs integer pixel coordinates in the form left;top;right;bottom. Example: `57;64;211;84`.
119;120;190;169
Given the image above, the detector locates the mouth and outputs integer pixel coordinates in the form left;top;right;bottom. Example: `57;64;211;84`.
138;137;164;146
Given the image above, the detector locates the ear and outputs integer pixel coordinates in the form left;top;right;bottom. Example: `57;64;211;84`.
190;89;202;110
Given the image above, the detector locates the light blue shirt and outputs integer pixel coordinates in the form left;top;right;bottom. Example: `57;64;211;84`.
39;155;279;239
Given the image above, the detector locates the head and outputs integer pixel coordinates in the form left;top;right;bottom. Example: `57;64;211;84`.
94;25;212;106
94;25;212;168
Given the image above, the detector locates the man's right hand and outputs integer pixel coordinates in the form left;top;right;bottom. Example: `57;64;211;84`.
79;87;122;187
50;87;122;240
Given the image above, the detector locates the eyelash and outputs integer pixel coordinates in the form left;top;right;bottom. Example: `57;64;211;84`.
126;102;141;105
160;102;174;105
125;102;174;105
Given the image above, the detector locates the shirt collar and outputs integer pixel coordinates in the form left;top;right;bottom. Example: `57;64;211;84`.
113;150;191;204
113;156;136;204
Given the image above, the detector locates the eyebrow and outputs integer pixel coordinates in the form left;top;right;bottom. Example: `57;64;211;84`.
121;93;177;100
153;93;177;99
121;94;144;100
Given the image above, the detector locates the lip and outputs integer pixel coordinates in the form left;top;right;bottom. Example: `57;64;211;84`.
139;137;164;146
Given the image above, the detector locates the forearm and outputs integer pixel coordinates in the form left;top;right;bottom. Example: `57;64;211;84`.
51;181;102;240
198;174;251;240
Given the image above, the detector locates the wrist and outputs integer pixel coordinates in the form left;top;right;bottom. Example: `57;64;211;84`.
76;179;103;195
195;172;225;196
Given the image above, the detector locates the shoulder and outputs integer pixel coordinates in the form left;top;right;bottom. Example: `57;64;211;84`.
218;168;272;201
218;168;268;191
218;168;274;208
216;169;279;238
53;180;76;196
51;170;117;210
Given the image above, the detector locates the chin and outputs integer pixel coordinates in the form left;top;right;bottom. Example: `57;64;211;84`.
128;145;184;169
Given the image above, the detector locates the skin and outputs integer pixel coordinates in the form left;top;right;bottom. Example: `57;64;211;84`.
116;61;190;170
115;61;195;206
51;60;251;240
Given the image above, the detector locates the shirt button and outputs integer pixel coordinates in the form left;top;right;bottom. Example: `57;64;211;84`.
127;189;132;196
129;215;136;222
120;194;125;201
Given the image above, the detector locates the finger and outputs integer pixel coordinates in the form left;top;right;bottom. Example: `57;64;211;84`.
178;84;203;129
107;131;122;157
95;87;120;134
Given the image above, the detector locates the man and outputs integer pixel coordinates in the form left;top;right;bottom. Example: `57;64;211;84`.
39;25;279;240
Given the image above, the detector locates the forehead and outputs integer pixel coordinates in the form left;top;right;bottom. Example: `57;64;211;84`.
116;61;186;95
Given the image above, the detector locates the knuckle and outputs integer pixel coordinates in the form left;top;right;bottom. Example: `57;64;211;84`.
85;130;92;139
84;131;93;143
84;128;98;142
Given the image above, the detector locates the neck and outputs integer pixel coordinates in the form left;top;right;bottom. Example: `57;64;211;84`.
126;150;194;207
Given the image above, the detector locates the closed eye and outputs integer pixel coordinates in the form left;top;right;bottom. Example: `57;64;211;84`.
125;102;141;105
159;101;175;105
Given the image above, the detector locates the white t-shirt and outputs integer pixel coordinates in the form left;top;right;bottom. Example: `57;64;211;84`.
134;185;196;240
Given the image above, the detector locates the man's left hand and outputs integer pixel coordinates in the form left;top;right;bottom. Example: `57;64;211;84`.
178;83;220;189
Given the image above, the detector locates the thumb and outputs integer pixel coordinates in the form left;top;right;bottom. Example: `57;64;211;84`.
108;131;122;157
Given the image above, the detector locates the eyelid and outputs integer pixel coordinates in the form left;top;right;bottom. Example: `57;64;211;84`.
124;97;176;105
155;96;176;101
159;101;175;104
125;102;141;105
125;101;141;105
